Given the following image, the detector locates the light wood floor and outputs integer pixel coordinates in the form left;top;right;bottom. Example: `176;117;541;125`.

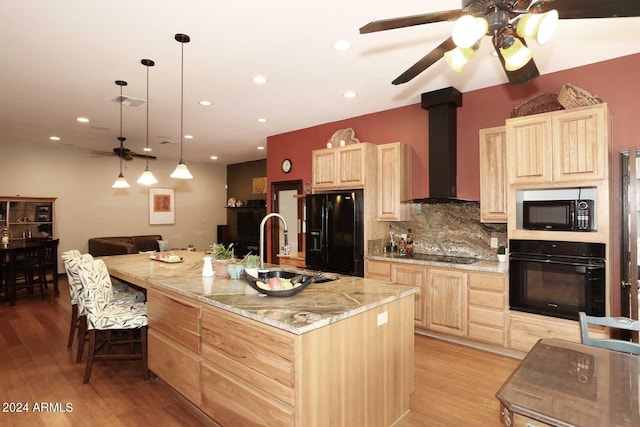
0;277;519;426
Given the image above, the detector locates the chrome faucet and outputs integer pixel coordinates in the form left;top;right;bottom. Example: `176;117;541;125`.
259;213;289;269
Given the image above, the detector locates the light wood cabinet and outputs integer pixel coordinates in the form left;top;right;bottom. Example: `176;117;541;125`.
147;288;202;405
376;142;412;221
0;196;55;240
506;104;609;185
427;268;467;337
312;143;376;190
365;259;392;281
467;272;507;346
479;127;507;223
392;263;427;328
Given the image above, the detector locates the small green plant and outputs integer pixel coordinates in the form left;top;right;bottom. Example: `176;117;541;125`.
243;253;261;268
497;245;506;255
211;243;235;260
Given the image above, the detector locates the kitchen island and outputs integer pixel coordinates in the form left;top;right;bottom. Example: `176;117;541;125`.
102;251;418;427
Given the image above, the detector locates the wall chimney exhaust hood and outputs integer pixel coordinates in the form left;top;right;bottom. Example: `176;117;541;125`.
408;86;474;204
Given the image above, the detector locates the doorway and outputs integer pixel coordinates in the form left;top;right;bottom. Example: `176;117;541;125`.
270;180;304;264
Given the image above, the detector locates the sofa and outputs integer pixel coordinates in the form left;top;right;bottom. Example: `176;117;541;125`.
88;235;163;257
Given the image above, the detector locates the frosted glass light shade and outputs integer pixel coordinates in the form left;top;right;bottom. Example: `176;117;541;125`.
112;173;130;188
516;10;558;45
137;168;158;185
501;39;532;71
452;15;488;48
170;161;193;179
444;47;477;73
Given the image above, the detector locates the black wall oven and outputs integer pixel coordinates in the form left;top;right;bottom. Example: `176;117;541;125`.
509;239;606;321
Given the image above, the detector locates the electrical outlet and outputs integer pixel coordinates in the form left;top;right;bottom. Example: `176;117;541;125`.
377;311;388;326
490;237;498;249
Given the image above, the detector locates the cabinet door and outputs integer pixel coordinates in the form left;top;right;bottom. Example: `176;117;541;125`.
506;115;553;184
427;268;467;336
366;259;392;281
377;142;412;221
392;263;427;328
552;104;608;183
312;149;337;188
336;144;365;187
479;126;507;223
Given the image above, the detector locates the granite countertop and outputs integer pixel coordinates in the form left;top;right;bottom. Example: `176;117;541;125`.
102;251;418;335
276;251;305;261
366;252;508;273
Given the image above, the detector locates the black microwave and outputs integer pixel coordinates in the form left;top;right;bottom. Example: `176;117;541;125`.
523;200;593;231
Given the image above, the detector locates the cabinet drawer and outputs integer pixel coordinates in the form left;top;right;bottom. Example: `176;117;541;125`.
468;306;505;328
148;329;200;405
468;272;505;293
469;289;505;310
366;260;391;281
201;307;295;404
509;312;581;352
201;360;294;427
147;288;200;353
468;323;504;346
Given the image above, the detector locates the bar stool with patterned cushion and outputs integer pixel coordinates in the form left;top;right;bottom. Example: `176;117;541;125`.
76;258;148;384
61;251;145;363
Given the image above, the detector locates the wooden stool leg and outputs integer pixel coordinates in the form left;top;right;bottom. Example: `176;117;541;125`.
141;326;149;380
76;315;87;363
83;329;97;384
68;304;78;348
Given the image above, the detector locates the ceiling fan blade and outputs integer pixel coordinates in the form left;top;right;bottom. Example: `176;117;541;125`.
533;0;640;19
360;9;463;34
392;37;456;85
129;152;157;160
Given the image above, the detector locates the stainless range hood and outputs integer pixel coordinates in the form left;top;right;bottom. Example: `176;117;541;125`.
409;86;474;203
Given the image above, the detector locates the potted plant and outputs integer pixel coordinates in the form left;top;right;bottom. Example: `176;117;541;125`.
226;258;244;280
242;253;261;278
497;245;507;263
211;243;235;277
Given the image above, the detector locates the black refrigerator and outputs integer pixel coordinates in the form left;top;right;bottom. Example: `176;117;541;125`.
305;190;364;277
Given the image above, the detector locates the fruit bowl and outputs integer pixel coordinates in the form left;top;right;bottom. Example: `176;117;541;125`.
243;269;315;297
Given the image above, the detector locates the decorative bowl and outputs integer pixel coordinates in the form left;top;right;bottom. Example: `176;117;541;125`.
244;269;314;297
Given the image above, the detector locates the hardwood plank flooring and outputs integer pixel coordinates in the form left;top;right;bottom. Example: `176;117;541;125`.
0;276;519;426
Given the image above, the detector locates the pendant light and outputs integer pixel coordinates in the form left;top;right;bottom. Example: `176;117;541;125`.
170;33;193;179
112;80;131;189
137;59;158;185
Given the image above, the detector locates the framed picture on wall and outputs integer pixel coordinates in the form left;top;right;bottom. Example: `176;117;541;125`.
252;177;267;194
149;188;175;225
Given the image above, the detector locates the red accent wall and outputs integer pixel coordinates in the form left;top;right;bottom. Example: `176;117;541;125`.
267;53;640;315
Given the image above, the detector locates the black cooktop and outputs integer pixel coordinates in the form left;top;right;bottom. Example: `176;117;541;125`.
384;253;480;264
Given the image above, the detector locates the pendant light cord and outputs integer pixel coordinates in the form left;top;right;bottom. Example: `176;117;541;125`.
145;63;150;166
180;40;184;161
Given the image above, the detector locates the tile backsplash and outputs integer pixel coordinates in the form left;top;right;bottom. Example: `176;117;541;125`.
372;201;507;260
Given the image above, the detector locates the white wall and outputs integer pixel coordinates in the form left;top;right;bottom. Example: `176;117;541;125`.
0;141;227;263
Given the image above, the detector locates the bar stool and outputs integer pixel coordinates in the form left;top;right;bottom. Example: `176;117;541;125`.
76;258;148;384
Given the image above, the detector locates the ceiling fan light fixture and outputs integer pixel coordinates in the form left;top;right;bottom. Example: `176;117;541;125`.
516;10;558;45
500;36;532;71
444;46;477;73
172;33;193;180
452;15;487;48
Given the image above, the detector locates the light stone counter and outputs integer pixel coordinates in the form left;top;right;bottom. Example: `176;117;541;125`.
367;253;509;274
102;251;418;335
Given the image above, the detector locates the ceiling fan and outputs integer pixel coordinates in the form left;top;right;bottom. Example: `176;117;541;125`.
360;0;640;85
91;140;157;161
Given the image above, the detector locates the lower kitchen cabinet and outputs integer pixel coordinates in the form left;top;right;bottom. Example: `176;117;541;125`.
467;271;507;346
391;263;427;328
427;268;467;337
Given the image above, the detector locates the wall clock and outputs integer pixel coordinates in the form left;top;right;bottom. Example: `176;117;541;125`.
281;158;292;173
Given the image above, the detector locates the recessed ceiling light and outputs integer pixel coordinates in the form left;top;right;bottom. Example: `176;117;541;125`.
252;75;268;84
199;100;213;106
184;135;193;139
257;146;265;150
49;136;61;141
143;147;152;152
76;117;90;123
257;118;267;123
343;91;357;98
333;40;351;51
210;156;218;160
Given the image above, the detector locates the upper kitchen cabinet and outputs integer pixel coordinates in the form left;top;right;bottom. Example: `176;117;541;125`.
479;126;507;223
506;104;610;186
312;143;376;190
377;142;412;221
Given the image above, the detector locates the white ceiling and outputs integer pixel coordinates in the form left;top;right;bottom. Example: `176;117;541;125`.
1;1;639;165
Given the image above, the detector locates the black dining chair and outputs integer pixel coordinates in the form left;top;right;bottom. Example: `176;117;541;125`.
13;239;59;303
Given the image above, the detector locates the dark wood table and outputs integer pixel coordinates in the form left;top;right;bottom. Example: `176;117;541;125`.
1;239;43;306
497;338;640;427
